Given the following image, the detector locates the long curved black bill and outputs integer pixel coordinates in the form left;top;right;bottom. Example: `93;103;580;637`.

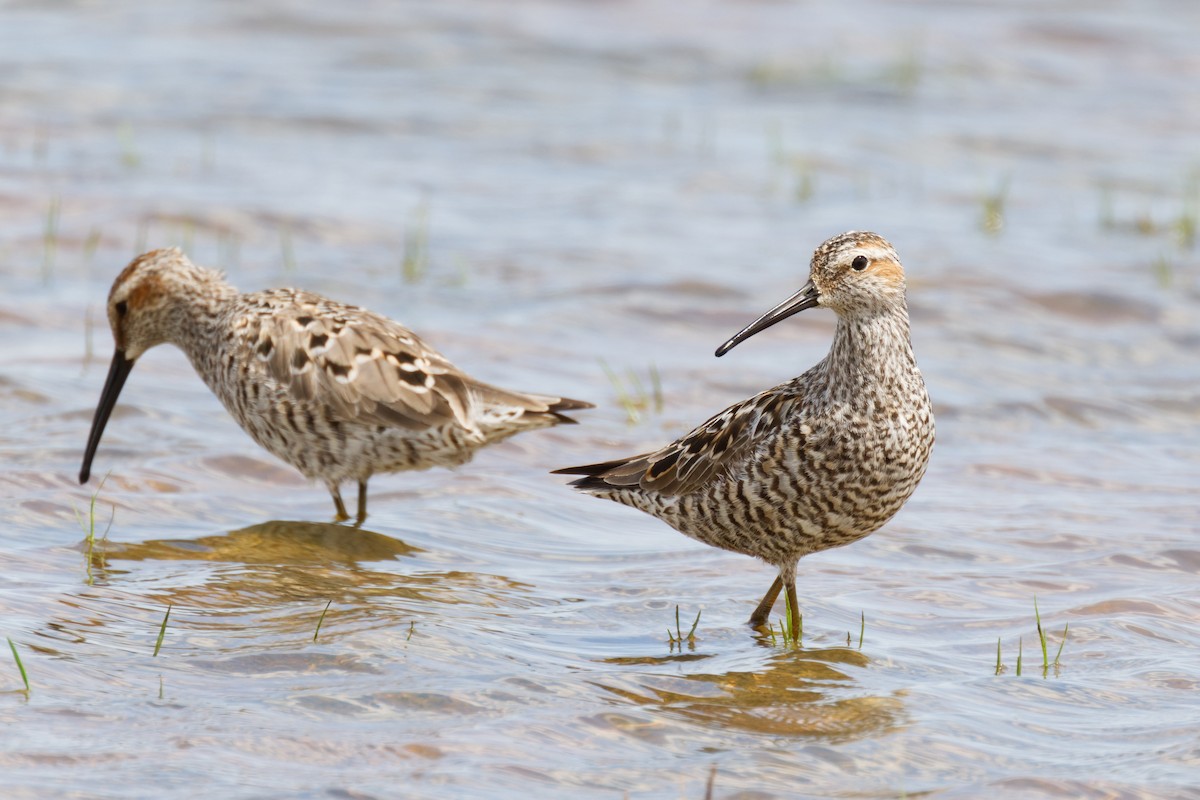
715;278;820;357
79;350;135;484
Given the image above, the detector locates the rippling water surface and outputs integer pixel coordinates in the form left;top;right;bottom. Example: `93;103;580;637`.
1;1;1198;797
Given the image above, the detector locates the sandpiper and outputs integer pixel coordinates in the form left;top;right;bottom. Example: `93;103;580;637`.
80;248;592;521
556;232;934;634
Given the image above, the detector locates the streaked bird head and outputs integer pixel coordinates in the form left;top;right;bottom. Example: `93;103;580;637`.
105;247;225;360
809;231;907;316
716;231;907;356
80;248;229;484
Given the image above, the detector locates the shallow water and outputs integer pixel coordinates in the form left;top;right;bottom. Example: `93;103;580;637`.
2;0;1199;797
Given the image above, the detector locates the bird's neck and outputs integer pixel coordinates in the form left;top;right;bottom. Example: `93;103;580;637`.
821;305;918;398
169;279;240;366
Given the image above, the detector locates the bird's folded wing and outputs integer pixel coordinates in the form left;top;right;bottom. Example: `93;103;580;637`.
563;389;795;496
242;292;474;430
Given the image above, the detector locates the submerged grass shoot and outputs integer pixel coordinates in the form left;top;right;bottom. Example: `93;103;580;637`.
82;227;102;265
886;45;922;94
153;605;172;657
1096;173;1197;249
649;363;664;414
41;195;60;284
180;219;196;256
994;601;1070;676
118;121;140;168
74;472;114;544
777;585;801;645
980;177;1009;235
1035;596;1049;674
1153;255;1173;288
402;197;430;283
1176;207;1196;249
7;637;29;693
599;361;663;424
846;611;865;648
313;600;332;643
1054;623;1069;668
1033;597;1070;676
666;605;701;649
73;473;114;585
792;159;815;203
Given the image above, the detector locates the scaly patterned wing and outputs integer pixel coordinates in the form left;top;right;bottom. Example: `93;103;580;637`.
241;290;476;430
557;389;796;496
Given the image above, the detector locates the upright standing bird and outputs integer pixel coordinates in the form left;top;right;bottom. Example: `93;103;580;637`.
555;231;934;633
80;248;591;521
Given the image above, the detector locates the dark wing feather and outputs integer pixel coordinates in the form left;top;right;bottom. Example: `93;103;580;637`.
240;290;480;430
555;389;795;497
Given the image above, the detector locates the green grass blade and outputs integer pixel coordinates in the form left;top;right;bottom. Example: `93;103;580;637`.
313;599;332;643
1034;596;1049;671
102;505;116;540
8;637;30;692
74;471;112;543
625;368;646;401
402;198;430;283
1016;636;1023;677
649;363;663;413
858;611;865;649
686;609;701;642
779;585;800;644
1054;622;1069;667
598;359;640;423
41;195;60;284
153;605;172;657
995;637;1002;675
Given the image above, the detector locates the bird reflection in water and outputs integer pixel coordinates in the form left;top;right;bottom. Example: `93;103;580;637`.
79;519;528;628
597;647;900;739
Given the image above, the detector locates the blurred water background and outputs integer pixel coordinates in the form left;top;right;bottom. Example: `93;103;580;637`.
1;1;1198;797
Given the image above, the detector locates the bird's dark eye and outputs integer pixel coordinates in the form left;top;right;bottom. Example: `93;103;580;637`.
851;256;869;271
115;301;128;317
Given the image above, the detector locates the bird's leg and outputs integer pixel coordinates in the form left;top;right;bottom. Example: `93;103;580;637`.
355;480;368;524
329;483;350;522
749;575;783;627
783;564;801;643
